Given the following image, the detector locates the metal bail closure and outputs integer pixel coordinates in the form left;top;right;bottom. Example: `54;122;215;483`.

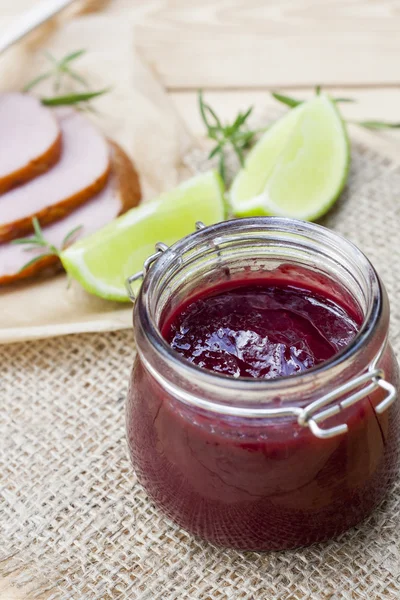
125;222;207;303
125;242;169;303
297;367;397;440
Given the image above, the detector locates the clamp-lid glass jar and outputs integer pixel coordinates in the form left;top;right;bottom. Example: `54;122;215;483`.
126;218;399;551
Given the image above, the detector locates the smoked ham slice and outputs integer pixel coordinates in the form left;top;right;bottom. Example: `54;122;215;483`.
0;93;62;194
0;108;110;243
0;142;141;285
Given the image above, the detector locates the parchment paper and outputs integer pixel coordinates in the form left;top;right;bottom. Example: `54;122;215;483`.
0;14;195;344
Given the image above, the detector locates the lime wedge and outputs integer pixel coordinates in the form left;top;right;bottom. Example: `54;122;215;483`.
230;94;349;221
61;171;225;301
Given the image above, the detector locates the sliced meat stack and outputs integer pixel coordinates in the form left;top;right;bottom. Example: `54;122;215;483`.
0;148;139;284
0;93;141;285
0;108;111;242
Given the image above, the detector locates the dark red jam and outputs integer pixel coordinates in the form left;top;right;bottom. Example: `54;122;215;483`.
162;281;360;379
127;275;400;550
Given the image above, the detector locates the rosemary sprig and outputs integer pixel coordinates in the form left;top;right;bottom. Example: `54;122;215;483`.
23;49;88;94
198;90;262;183
11;218;82;273
23;48;110;109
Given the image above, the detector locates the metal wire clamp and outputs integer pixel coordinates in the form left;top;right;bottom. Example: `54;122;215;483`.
125;222;206;302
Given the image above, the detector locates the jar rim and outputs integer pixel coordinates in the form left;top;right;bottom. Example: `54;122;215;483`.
136;217;384;395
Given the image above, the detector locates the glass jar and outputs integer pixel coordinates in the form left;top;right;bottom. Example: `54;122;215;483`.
126;217;399;551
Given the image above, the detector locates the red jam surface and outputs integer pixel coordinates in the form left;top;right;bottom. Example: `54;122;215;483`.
127;276;400;550
162;281;360;379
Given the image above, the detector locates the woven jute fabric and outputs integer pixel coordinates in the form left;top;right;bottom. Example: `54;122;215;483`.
2;143;400;599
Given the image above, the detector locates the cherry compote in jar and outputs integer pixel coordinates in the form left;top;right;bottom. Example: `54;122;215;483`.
126;218;399;551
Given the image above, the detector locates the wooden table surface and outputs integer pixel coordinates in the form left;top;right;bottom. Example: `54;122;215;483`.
127;0;400;156
1;0;400;598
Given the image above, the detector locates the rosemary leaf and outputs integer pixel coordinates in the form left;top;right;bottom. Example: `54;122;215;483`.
11;237;46;246
334;98;356;103
199;91;224;131
62;225;83;249
198;90;213;130
208;145;223;160
272;90;356;109
23;72;52;93
19;255;51;273
219;153;226;183
60;49;86;66
32;217;44;241
232;107;253;130
241;106;253;121
205;104;223;129
352;120;400;130
41;88;110;106
271;92;303;108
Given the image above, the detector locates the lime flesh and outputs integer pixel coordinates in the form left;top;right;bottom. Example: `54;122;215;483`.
230;94;350;221
61;171;225;301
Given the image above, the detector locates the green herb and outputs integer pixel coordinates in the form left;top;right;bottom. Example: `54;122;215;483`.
271;92;303;108
23;72;54;93
11;218;82;273
15;255;50;271
198;90;263;183
332;97;355;103
41;88;110;107
271;88;355;109
23;48;110;108
61;225;84;248
350;120;400;130
23;49;88;93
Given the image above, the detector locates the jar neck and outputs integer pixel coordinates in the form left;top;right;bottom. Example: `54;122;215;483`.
133;218;389;412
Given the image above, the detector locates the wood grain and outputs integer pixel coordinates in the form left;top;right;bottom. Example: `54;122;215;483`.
134;0;400;89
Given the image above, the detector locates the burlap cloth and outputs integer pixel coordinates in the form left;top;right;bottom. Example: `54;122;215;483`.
1;139;400;599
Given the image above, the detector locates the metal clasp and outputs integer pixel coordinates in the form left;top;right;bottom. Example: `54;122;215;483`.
297;368;397;439
125;242;169;302
125;222;206;302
